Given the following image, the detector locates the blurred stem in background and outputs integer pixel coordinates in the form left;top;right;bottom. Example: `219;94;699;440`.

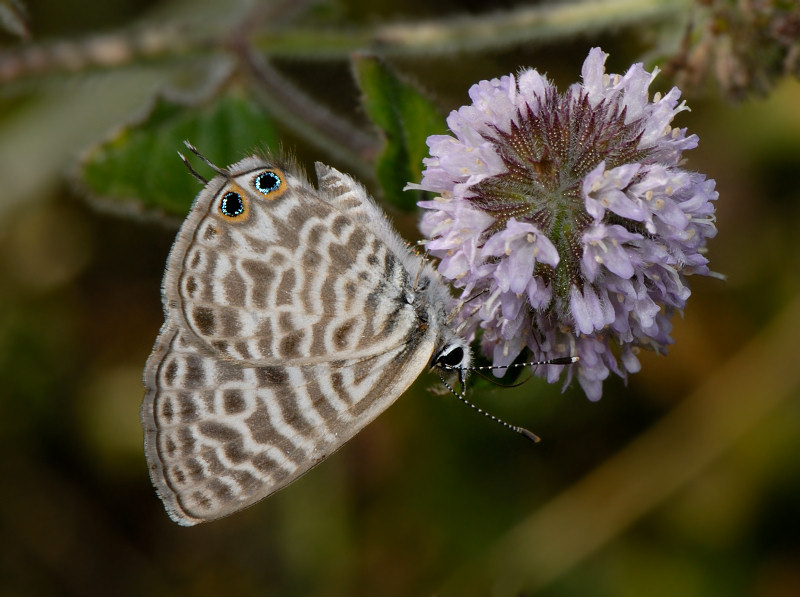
440;292;800;595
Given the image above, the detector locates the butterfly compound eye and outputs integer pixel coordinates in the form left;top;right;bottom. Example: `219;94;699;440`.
219;191;246;218
436;346;464;369
254;170;282;196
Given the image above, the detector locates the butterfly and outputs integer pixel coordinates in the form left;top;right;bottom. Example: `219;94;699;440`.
141;144;473;526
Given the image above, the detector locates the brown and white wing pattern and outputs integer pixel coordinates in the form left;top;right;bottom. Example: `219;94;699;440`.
143;321;434;526
164;157;418;366
142;153;470;525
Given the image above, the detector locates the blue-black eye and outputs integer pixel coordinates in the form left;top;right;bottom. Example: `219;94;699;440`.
436;346;464;368
254;171;281;195
220;191;245;217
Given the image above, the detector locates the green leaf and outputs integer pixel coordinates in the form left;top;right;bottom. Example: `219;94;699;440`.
352;55;446;211
79;90;279;218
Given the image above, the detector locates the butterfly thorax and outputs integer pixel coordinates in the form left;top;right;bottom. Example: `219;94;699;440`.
412;263;472;373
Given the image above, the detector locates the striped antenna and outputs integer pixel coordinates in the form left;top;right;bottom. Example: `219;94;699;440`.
440;355;579;373
436;354;578;442
436;370;541;443
180;140;231;178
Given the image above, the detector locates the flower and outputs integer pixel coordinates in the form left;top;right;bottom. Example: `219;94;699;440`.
411;47;718;400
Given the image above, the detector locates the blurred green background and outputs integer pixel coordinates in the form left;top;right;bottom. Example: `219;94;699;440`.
1;1;799;596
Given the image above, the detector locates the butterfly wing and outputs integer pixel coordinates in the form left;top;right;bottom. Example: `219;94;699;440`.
143;155;446;525
163;157;421;367
143;320;435;526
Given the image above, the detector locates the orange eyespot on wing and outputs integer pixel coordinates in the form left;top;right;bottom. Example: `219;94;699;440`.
216;184;249;222
252;169;286;200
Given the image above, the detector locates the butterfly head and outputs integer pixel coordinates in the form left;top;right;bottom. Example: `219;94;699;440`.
432;337;472;389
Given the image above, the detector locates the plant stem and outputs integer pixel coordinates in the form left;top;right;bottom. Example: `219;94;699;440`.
253;0;689;58
237;45;378;180
0;0;688;84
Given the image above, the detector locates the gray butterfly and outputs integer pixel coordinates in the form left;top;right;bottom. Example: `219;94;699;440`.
141;146;471;526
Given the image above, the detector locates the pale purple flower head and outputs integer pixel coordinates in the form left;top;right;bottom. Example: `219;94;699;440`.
412;48;718;400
